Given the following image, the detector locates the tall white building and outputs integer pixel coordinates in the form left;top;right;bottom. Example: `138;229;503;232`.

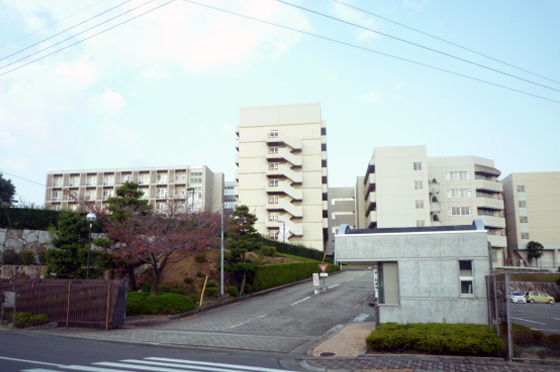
356;146;506;265
45;165;224;212
502;172;560;268
236;103;329;251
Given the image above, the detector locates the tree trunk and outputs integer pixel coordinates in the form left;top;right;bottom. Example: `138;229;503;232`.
239;271;247;296
125;265;138;291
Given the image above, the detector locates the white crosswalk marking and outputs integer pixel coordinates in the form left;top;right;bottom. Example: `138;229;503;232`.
20;357;298;372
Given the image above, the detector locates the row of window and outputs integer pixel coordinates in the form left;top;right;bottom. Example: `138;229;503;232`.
53;171;203;187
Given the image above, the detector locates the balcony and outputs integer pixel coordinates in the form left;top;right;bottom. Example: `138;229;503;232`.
430;202;441;213
266;148;302;167
266;131;302;151
480;215;506;229
487;234;507;249
476;197;504;211
265;182;303;201
282;219;304;237
235;139;239;151
368;192;377;204
367;210;377;225
235;154;239;166
475;179;502;193
429;183;441;195
365;174;376;197
266;164;303;184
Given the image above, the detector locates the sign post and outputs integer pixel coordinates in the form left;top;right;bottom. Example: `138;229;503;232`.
318;264;329;291
373;269;379;300
1;291;16;326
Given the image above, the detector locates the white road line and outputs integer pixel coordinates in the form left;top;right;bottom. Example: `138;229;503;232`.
346;278;354;282
22;370;62;372
95;362;199;371
145;358;295;372
291;296;311;306
327;284;339;289
0;356;62;368
227;314;267;329
511;317;547;325
65;366;131;372
353;314;369;322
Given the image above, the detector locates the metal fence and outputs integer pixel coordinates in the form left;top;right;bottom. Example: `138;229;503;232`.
487;272;560;362
0;279;127;330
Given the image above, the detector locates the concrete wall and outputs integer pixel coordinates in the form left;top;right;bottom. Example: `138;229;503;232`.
0;229;52;263
336;229;490;324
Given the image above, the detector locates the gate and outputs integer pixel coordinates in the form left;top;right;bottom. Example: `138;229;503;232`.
0;279;127;330
487;272;560;361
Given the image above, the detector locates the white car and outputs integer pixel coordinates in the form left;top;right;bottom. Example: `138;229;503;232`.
510;291;527;303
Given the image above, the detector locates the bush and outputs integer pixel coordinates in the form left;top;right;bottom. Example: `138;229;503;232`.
195;252;206;262
205;287;219;297
244;283;252;294
158;284;185;295
257;237;333;262
227;286;239;297
37;250;48;265
127;292;196;315
140;283;152;293
197;271;206;278
187;292;200;303
252;261;339;291
207;280;218;288
184;277;194;284
3;249;17;264
260;246;277;257
366;323;505;357
13;312;49;329
19;250;36;265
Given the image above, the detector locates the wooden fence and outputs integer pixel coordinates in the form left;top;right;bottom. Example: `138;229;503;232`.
0;279;127;330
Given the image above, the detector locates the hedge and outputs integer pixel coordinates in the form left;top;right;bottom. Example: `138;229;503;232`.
252;261;339;292
366;323;506;357
0;208;61;230
127;292;196;315
257;237;333;263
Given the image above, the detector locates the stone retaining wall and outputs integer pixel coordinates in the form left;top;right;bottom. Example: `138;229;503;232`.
0;229;53;264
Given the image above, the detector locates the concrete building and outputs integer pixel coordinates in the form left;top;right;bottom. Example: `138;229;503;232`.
327;187;356;255
236;103;329;251
45;166;224;212
224;181;238;212
502;172;560;268
356;146;506;265
335;221;490;324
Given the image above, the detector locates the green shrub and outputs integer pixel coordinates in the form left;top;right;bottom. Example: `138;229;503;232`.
205;287;219;297
158;284;185;295
127;292;196;315
3;249;17;264
19;250;35;265
252;261;339;291
227;286;239;297
184;277;194;284
13;312;49;328
260;246;277;257
257;237;333;262
187;292;200;303
207;280;218;288
195;252;206;262
244;283;252;294
140;283;152;293
37;249;48;265
0;208;61;230
197;271;205;278
366;323;505;357
513;323;546;346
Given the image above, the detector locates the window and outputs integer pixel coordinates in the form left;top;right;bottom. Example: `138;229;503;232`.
269;195;279;204
415;200;424;209
269;147;279;154
269;130;278;138
477;208;495;216
139;173;149;185
447;171;470;180
269;179;278;187
450;207;472;216
268;212;278;222
87;175;97;186
414;181;423;190
86;189;96;200
517;185;526;192
53;176;63;187
52;191;62;201
103;174;114;186
102;189;114;200
448;189;471;198
459;261;474;295
157;173;168;184
269;162;279;170
518;200;527;208
416;220;425;227
122;174;133;183
269;230;279;240
156;188;168;199
413;162;422;171
520;216;529;223
69;176;80;187
521;232;530;239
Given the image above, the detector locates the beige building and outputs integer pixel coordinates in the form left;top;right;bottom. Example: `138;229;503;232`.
502;172;560;268
327;187;356;254
236;103;328;251
45;165;224;212
356;146;506;265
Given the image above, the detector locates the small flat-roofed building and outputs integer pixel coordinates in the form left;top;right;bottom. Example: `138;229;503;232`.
335;221;490;325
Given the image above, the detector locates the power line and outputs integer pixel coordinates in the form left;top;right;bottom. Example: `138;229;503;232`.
330;0;560;86
0;0;175;78
180;0;560;104
0;0;160;72
0;170;45;187
275;0;560;94
0;0;135;63
1;0;115;50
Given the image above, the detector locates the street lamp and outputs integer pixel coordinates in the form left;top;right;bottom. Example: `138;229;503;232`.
86;212;97;279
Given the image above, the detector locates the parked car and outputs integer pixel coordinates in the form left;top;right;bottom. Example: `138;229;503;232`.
525;291;555;304
510;291;527;303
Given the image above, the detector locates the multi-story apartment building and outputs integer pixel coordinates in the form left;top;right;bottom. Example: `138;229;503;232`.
502;172;560;268
355;146;506;265
45;165;224;212
235;103;329;251
327;187;356;254
224;181;238;212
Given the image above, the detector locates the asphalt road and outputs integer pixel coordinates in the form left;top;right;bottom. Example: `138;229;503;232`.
509;302;560;335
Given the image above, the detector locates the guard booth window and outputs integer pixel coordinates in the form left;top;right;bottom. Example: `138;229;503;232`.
378;261;399;305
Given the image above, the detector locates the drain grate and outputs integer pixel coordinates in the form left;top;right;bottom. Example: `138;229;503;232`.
320;352;336;357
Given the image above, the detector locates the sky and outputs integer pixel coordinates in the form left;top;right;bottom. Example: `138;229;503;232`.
1;0;559;206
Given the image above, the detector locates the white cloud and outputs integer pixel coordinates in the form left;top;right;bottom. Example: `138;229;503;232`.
55;60;97;85
403;0;429;12
102;88;126;112
360;90;382;103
